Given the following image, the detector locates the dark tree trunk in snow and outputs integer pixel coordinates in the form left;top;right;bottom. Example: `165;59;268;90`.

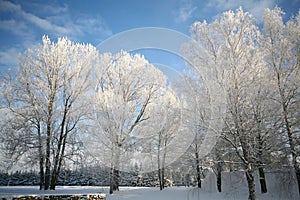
217;169;222;192
245;166;257;200
56;131;68;188
257;132;267;194
113;169;120;191
196;160;201;188
44;122;51;190
39;152;44;190
214;147;223;192
158;161;166;190
284;111;300;194
50;99;70;190
50;132;68;190
258;166;267;193
161;140;168;190
157;133;163;190
161;167;165;189
37;123;44;190
109;167;114;194
239;133;258;200
50;173;57;190
296;170;300;195
110;145;121;194
216;156;222;192
44;83;56;190
195;150;202;188
158;168;163;190
109;167;119;194
275;68;300;194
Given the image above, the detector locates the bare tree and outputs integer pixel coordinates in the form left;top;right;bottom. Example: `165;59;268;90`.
179;72;210;189
0;36;98;190
148;89;181;190
262;7;300;194
183;7;268;200
91;51;168;194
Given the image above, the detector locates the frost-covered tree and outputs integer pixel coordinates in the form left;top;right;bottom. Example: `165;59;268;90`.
0;108;36;171
183;7;268;200
146;88;181;190
179;72;210;189
262;7;300;193
0;36;98;190
91;51;168;194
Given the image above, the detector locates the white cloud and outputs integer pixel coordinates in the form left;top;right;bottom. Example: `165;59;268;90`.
0;0;71;35
38;3;68;15
23;11;71;35
0;18;36;49
0;0;113;69
0;48;19;68
0;0;112;40
205;0;276;21
0;19;27;35
0;0;21;12
76;16;113;37
247;0;276;20
175;1;197;23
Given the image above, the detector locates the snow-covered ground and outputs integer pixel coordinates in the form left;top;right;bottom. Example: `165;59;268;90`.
0;171;299;200
0;186;106;196
0;185;299;200
106;186;298;200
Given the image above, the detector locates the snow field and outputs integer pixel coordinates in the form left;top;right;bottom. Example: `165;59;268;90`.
0;170;299;200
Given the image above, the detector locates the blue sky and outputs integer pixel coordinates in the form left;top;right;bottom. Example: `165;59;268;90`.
0;0;299;75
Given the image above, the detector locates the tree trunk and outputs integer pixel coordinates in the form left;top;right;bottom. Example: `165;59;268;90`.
276;69;300;194
257;132;267;194
50;172;57;190
258;166;267;193
109;166;114;194
50;100;69;190
109;145;121;194
245;166;257;200
283;110;300;194
109;167;119;194
195;151;202;188
113;168;120;191
217;168;222;192
157;133;163;190
158;168;163;190
161;166;165;189
45;91;55;190
296;169;300;195
161;140;168;189
215;150;222;192
50;135;63;190
39;152;44;190
37;122;44;190
55;128;68;189
239;133;258;200
44;122;51;190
